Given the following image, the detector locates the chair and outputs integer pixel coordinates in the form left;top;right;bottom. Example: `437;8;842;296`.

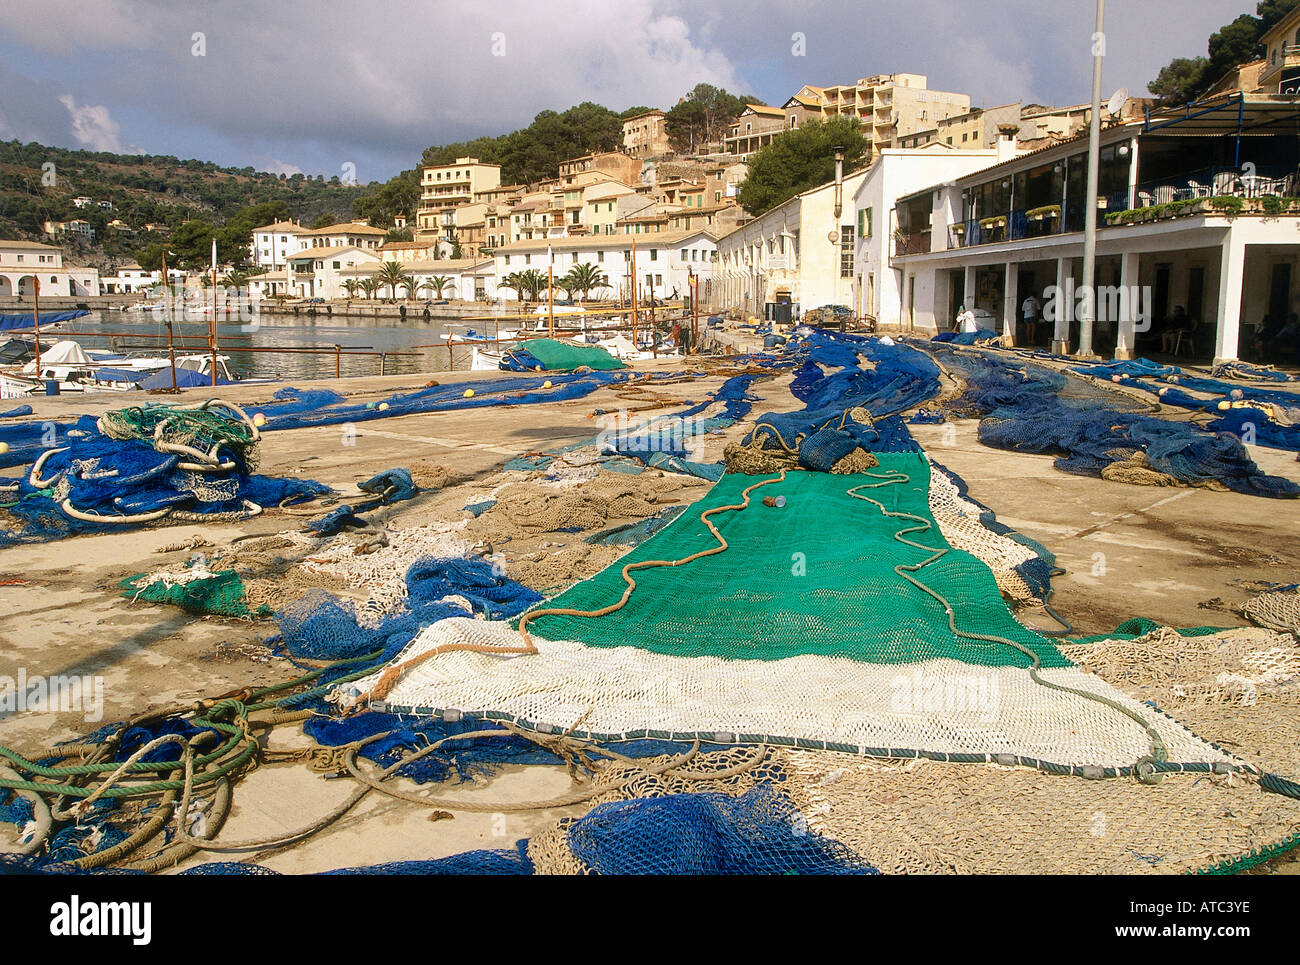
1154;184;1178;204
1212;171;1241;196
1138;190;1156;207
1187;180;1211;199
1171;319;1198;358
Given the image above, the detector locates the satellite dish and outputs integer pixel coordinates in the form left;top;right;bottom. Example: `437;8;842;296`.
828;230;840;244
1107;87;1130;116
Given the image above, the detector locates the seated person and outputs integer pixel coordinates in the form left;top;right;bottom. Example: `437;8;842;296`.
1249;313;1280;360
1266;312;1300;361
954;305;977;333
1159;306;1194;354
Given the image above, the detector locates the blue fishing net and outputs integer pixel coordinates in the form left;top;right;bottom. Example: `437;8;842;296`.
565;783;876;875
931;347;1299;498
0;427;330;547
740;333;937;464
275;556;543;665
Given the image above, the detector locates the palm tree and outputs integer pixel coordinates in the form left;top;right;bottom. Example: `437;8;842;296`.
376;261;412;303
421;275;453;300
518;268;547;303
498;271;525;303
564;262;609;302
223;269;250;290
342;278;360;300
360;277;382;300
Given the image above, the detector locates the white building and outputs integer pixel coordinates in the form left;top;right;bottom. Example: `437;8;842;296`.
886;97;1300;363
250;220;304;269
851;140;1021;323
492;230;719;303
339;258;496;302
0;240;98;297
716;168;869;316
285;245;381;299
99;263;177;294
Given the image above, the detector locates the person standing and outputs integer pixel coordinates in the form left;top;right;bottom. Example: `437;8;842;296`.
1021;292;1041;344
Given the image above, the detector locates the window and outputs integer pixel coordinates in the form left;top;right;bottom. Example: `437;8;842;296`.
681;249;688;260
839;225;854;277
504;255;510;265
598;251;605;262
650;249;657;260
332;261;340;269
525;255;531;264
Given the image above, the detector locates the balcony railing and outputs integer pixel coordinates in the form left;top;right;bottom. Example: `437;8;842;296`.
892;229;932;257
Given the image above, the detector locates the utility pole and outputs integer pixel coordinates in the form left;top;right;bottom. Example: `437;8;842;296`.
1078;0;1106;358
547;243;554;338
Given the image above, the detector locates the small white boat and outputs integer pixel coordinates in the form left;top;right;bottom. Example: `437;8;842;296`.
0;339;255;397
440;327;515;343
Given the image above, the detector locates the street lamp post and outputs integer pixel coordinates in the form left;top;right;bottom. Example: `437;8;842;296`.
1078;0;1106;359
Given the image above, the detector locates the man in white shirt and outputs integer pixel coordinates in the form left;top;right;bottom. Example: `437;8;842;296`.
955;305;977;333
1021;293;1041;344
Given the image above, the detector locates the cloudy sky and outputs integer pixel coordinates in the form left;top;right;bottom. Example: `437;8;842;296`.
0;0;1246;183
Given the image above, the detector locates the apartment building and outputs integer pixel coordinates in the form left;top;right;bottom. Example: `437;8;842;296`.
557;151;641;186
622;109;670;158
416;157;502;242
0;240;98;296
724;104;788;159
1261;4;1300;93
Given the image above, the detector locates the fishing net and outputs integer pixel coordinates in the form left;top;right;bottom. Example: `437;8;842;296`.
551;783;874;875
344;458;1237;775
1241;585;1300;636
121;566;268;619
505;338;627;372
0;402;331;547
928;346;1299;498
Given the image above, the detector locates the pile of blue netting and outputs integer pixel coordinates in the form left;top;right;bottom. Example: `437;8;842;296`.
932;329;1002;345
732;331;937;471
929;346;1299;498
0;408;331;547
564;784;876;875
1070;358;1300;457
275;556;543;670
506;369;770;481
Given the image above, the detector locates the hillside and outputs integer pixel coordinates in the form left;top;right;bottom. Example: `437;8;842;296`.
0;140;376;268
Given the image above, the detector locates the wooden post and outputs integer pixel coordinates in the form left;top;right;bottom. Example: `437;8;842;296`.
32;277;41;376
335;343;341;379
630;239;638;352
547;251;554;338
380;352;386;376
691;269;699;355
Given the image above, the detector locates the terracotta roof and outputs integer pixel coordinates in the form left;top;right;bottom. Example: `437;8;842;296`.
286;245;377;261
299;222;386;236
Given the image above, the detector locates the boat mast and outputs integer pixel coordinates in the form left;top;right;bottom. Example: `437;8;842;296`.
161;249;177;391
210;237;218;386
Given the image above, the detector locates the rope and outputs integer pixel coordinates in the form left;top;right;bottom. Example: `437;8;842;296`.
844;468;1168;782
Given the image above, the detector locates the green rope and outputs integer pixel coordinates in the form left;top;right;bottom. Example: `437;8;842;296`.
845;467;1169;780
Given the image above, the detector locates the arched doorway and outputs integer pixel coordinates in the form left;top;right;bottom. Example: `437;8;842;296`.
0;276;12;296
15;275;34;297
